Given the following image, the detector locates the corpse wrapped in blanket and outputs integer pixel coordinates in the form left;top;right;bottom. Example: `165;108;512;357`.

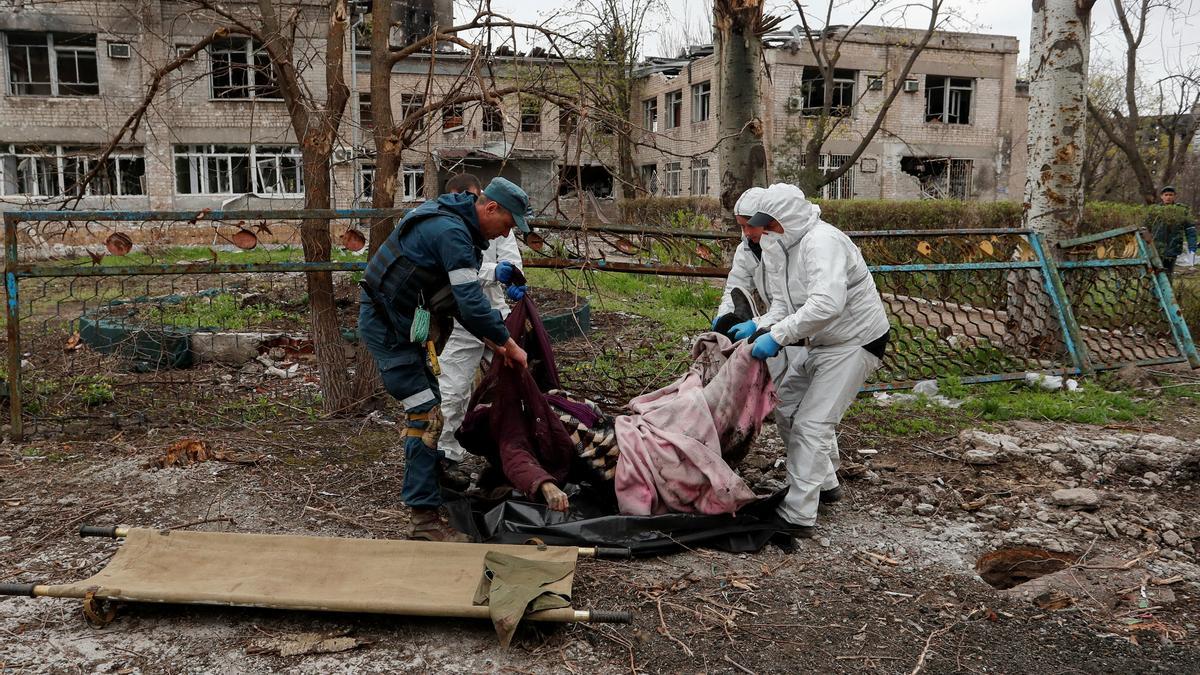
456;297;778;516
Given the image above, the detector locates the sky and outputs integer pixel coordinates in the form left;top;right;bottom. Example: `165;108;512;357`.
471;0;1198;91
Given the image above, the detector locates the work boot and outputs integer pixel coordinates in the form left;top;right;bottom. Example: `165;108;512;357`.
769;514;816;539
409;507;470;543
438;459;472;492
819;486;844;504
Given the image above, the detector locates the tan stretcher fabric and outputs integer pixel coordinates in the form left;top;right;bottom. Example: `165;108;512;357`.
39;528;578;620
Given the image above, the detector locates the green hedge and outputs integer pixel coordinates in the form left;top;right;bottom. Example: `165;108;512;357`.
618;198;1181;236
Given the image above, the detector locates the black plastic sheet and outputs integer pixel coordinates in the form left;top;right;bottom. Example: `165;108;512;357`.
447;488;792;557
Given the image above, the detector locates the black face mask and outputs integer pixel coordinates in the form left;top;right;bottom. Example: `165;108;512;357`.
746;237;762;259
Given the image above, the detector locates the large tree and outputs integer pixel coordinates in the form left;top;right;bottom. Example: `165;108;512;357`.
713;0;783;213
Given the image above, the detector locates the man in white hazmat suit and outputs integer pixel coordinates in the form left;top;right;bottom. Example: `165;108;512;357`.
436;173;526;485
711;187;768;336
741;183;890;536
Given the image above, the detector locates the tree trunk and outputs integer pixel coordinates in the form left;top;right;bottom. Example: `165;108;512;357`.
1007;0;1095;359
301;139;354;412
714;0;767;214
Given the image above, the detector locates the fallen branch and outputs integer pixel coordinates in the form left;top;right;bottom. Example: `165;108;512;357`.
656;596;693;657
910;625;953;675
723;654;756;675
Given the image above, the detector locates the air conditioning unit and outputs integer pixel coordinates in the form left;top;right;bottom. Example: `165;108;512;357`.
107;42;131;59
903;78;920;93
785;95;803;112
175;44;197;61
868;76;883;91
332;147;356;163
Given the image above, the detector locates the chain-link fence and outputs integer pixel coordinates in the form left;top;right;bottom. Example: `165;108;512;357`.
2;210;1195;440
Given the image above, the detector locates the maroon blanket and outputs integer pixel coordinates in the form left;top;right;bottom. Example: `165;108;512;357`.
456;298;576;497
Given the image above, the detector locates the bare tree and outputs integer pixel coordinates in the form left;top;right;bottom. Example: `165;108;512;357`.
1086;0;1200;204
781;0;947;196
713;0;783;213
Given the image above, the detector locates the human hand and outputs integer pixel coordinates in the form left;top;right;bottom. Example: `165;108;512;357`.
728;319;757;341
540;482;569;512
750;332;782;360
505;284;527;301
495;260;518;285
498;338;528;369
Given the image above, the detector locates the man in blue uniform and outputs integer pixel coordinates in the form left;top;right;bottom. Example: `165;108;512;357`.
359;177;531;542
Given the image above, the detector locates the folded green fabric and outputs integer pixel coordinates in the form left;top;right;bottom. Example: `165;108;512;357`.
474;551;573;647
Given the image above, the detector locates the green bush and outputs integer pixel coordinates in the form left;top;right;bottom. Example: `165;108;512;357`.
615;197;1178;238
619;197;723;229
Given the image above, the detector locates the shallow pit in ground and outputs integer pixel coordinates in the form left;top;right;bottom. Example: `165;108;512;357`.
975;547;1079;590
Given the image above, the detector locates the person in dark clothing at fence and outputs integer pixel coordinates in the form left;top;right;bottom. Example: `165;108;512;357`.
358;177;532;542
1147;186;1197;277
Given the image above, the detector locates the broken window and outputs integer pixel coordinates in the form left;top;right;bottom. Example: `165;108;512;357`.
402;164;424;201
641;163;658;195
442;103;465;132
691;81;710;122
800;67;855;116
358;94;373;129
174;145;301;195
400;94;426;132
803;154;853;199
925;76;973;124
643;97;658;132
210;37;280;100
690;157;709;196
520;97;542;133
5;32;98;96
359;164;374;200
900;157;974;200
482;104;504;132
664;161;681;196
665;90;683;129
558;165;613;198
0;145;143;196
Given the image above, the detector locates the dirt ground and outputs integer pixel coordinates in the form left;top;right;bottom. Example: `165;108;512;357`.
2;313;1199;673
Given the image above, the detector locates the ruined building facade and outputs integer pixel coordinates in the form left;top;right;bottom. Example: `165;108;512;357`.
0;0;610;214
633;26;1030;202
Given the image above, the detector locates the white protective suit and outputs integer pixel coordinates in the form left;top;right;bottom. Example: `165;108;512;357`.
716;188;767;318
436;231;523;463
754;183;890;526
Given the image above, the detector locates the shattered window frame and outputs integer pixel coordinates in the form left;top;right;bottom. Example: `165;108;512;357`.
689;157;709;196
210;37;281;101
640;163;658;194
5;31;99;97
924;75;974;125
799;67;855;117
402;164;424;201
520;97;542;133
664;90;683;129
481;103;504;133
642;97;658;132
691;81;710;123
0;144;144;197
664;161;681;196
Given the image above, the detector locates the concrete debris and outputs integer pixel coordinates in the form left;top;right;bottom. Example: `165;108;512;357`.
964;449;1002;465
1049;488;1101;511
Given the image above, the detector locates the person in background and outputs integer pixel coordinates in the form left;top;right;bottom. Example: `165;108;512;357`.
358;177;531;542
436;173;527;490
1148;186;1197;277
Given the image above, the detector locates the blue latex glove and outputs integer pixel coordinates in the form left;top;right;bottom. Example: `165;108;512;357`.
750;333;782;360
495;260;518;285
711;316;720;330
505;285;527;301
728;319;757;341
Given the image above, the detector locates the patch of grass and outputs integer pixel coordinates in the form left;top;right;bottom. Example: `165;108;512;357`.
524;268;718;333
845;398;970;439
154;293;303;330
960;380;1153;425
74;375;114;406
217;395;282;424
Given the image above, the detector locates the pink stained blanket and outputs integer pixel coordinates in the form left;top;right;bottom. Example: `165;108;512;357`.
614;333;778;515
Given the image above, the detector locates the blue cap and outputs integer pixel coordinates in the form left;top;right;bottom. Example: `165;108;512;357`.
482;177;531;233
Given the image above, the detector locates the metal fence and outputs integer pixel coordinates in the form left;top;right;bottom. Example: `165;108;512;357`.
2;209;1195;440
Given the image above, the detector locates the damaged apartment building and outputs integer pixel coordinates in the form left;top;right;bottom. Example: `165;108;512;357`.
634;25;1029;202
0;0;613;214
